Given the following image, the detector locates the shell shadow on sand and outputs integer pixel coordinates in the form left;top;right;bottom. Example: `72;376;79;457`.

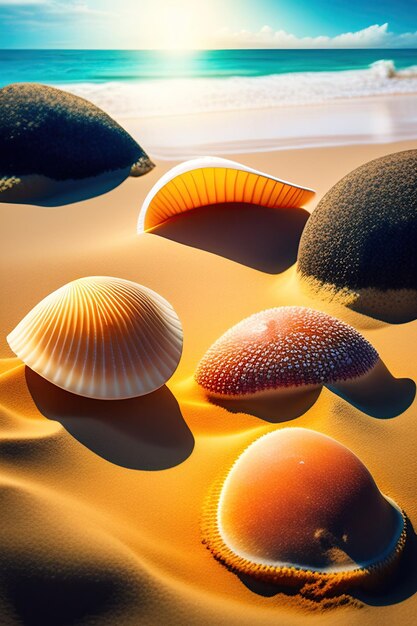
238;518;417;606
207;386;322;423
196;305;415;422
25;368;194;470
6;567;120;626
151;203;310;274
208;359;415;423
327;359;416;420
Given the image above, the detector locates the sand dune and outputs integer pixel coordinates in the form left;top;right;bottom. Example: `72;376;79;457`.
1;140;417;624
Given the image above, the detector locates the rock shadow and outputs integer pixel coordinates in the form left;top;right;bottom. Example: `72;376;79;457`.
6;568;119;626
349;299;417;325
25;367;194;470
151;202;310;274
1;167;131;207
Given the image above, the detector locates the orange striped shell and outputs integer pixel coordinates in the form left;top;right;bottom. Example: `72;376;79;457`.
137;157;315;231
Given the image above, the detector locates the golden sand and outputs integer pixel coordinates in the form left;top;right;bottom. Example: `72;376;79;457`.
1;140;417;624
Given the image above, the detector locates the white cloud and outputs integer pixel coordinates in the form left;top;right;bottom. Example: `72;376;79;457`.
215;23;417;49
49;2;113;17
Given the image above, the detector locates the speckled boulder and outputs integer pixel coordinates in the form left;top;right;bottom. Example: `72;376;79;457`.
0;83;154;205
297;150;417;323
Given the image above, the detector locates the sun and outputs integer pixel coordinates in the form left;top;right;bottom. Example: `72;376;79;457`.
159;6;195;49
140;0;214;50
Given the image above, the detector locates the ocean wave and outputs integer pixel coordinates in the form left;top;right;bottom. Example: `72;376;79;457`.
369;59;417;78
57;60;417;118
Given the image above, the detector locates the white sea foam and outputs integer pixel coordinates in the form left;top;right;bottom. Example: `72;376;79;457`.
58;61;417;119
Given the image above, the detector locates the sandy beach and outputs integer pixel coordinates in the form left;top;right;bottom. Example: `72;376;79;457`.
122;94;417;159
1;134;417;624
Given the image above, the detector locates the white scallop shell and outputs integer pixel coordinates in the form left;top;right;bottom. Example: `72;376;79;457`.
7;276;183;400
137;157;315;231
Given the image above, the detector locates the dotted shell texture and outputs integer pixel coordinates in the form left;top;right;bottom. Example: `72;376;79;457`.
195;306;378;397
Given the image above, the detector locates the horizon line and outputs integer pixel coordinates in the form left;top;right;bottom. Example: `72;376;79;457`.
0;47;416;51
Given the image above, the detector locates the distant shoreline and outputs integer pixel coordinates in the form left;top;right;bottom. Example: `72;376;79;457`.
2;48;417;158
121;94;417;160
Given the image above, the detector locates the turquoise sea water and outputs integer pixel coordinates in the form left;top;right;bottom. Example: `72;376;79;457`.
2;49;417;154
1;48;417;84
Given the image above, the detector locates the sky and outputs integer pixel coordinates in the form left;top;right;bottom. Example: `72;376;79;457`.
0;0;416;49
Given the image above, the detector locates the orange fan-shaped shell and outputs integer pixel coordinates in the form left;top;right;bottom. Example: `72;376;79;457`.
137;157;315;231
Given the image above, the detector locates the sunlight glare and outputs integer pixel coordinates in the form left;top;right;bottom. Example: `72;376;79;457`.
141;0;214;49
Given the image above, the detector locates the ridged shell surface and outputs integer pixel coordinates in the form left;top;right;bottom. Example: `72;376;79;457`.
7;276;183;399
195;306;378;397
137;157;315;231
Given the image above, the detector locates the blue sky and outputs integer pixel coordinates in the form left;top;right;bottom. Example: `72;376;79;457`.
0;0;416;49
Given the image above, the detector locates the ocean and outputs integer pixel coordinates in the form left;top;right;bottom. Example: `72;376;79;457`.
1;49;417;118
2;49;417;82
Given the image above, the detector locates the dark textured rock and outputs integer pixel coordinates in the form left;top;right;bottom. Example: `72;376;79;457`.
0;83;153;181
297;150;417;322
